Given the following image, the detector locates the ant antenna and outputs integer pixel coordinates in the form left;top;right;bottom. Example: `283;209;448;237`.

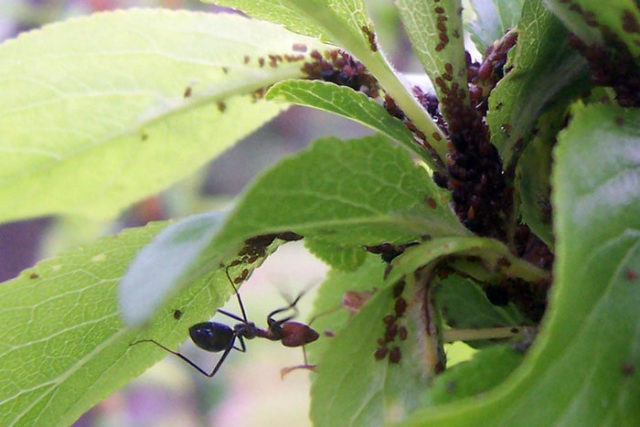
225;266;249;323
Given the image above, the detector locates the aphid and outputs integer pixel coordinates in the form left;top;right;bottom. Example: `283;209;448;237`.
388;346;401;363
374;347;388;360
292;43;307;53
361;25;377;52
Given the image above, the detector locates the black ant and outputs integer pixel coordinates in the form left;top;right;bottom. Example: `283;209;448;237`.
132;268;319;377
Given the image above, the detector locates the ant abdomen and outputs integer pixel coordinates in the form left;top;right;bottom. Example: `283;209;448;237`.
189;322;235;352
279;322;319;347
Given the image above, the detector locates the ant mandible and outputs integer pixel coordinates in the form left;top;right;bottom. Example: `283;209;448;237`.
132;267;319;377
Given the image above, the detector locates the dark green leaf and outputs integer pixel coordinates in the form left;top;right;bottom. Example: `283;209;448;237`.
424;344;524;405
543;0;640;56
401;103;640;426
515;107;564;246
436;275;527;348
487;0;588;168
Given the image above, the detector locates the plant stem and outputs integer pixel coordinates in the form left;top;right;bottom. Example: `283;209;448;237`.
443;326;535;342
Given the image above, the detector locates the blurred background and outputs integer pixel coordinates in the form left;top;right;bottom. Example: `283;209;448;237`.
0;1;475;425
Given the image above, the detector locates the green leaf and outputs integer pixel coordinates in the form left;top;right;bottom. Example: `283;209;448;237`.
0;10;327;222
436;275;527;348
396;0;470;115
212;134;469;247
543;0;640;56
392;237;550;285
266;80;437;168
304;238;367;271
516;107;563;246
0;223;239;426
401;103;640;426
210;0;449;160
209;0;371;50
311;280;437;427
424;344;524;406
119;212;226;326
487;0;588;168
465;0;525;52
308;255;386;363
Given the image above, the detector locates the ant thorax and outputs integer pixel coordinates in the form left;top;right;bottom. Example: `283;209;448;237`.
234;322;258;339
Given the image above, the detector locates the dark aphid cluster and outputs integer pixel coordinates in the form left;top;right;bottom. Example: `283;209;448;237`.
302;50;380;98
364;241;419;278
413;86;448;135
374;280;408;364
569;33;640;107
361;25;378;52
422;29;522;239
466;30;518;114
436;76;509;238
228;231;303;270
556;0;640;106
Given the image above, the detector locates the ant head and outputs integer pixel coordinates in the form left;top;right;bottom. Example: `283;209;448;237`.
279;322;319;347
189;322;235;353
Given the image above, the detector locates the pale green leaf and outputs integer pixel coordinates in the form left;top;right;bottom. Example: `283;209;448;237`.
0;223;240;426
212;135;469;248
119;212;226;326
210;0;372;50
396;0;470;114
401;103;640;426
266;80;439;168
0;10;327;221
304;237;367;271
487;0;588;168
465;0;525;52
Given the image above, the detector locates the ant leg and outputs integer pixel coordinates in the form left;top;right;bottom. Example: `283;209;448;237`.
233;335;247;352
268;292;305;324
132;338;237;378
280;346;317;378
217;308;246;323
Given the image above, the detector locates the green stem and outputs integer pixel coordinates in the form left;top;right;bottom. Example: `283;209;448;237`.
443;326;536;342
364;51;449;163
